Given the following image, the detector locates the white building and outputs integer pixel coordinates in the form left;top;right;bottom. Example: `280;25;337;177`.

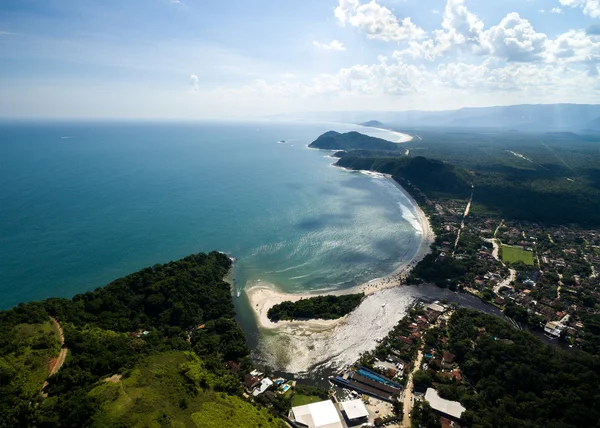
291;400;344;428
544;321;565;338
252;378;273;396
427;302;446;313
340;399;369;423
425;388;466;420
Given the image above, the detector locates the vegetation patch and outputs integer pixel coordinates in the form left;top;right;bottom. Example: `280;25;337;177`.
192;398;284;428
291;394;322;407
267;294;364;322
0;321;60;399
501;245;534;265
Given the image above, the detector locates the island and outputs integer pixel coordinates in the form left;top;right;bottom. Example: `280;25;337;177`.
267;293;364;322
309;130;401;151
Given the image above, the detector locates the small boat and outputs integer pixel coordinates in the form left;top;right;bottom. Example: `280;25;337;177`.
278;140;286;143
236;290;241;298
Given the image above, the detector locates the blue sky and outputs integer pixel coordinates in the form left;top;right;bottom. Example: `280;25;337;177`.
1;0;600;118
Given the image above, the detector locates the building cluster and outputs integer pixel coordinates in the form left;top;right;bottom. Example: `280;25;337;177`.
405;175;600;350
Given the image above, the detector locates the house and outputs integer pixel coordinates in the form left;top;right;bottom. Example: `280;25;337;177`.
442;352;455;364
290;400;344;428
244;374;261;390
226;361;240;374
397;336;413;345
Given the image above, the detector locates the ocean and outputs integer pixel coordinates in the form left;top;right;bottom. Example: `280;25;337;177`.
0;120;422;318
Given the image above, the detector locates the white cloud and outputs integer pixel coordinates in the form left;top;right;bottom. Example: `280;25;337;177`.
395;4;549;63
313;40;346;51
481;13;548;62
551;7;563;13
189;74;199;91
334;0;359;24
334;0;425;41
559;0;600;18
547;29;600;63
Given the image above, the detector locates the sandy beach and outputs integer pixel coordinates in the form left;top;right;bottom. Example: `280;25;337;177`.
246;165;436;372
363;126;414;143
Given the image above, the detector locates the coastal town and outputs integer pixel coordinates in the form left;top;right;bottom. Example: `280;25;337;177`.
239;300;461;428
399;176;600;354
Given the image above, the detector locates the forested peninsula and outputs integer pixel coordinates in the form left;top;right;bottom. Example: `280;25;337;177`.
0;252;284;428
267;294;364;322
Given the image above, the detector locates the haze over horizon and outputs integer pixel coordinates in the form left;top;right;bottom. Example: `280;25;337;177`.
2;0;600;119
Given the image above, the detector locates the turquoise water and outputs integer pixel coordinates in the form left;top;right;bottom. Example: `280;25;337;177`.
0;120;422;311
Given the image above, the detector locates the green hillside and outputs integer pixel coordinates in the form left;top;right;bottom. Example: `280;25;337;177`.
90;352;284;428
0;252;282;428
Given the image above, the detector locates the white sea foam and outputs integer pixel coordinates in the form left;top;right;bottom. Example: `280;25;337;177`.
359;170;386;179
267;262;310;274
289;274;311;280
399;203;422;234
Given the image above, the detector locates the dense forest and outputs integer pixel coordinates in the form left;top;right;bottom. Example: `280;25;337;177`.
0;252;283;427
267;294;364;322
447;309;600;427
335;155;473;198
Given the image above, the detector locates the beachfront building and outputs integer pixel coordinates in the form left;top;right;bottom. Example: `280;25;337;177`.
340;399;369;425
290;400;344;428
425;388;466;422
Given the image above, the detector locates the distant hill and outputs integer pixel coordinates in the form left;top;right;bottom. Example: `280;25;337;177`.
288;104;600;131
309;131;401;151
359;120;386;128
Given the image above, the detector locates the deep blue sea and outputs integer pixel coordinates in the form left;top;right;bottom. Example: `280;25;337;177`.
0;120;422;312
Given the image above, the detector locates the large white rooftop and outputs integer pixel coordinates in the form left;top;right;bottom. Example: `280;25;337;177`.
425;388;466;419
292;400;344;428
340;399;369;420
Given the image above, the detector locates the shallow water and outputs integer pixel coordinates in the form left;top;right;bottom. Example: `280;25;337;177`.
0;120;421;313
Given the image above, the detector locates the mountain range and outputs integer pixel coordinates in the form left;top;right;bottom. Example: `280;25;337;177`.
292;104;600;131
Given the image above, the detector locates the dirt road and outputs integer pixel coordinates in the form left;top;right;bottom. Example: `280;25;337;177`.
42;317;68;393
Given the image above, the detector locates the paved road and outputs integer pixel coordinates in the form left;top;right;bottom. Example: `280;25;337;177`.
451;188;474;257
401;348;424;427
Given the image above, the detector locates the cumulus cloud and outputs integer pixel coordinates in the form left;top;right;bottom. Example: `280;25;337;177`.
547;29;600;63
481;13;548;62
224;0;600;109
559;0;600;18
334;0;425;41
313;40;346;51
551;7;563;13
189;74;199;91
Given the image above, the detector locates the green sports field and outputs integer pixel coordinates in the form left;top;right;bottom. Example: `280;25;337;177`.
501;245;534;265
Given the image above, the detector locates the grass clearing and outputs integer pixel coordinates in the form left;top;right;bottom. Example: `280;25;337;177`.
1;321;61;397
291;394;322;407
501;245;534;265
90;351;284;428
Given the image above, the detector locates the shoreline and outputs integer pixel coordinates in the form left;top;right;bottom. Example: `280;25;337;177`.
357;125;414;143
247;173;435;331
